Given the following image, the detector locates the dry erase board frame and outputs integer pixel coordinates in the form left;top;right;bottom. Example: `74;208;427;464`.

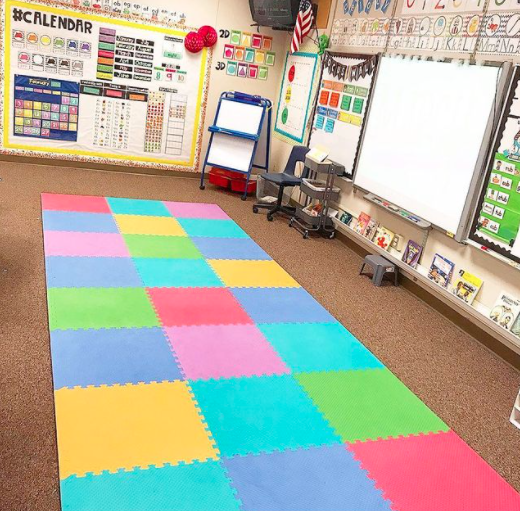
307;51;379;180
468;65;520;266
352;57;511;242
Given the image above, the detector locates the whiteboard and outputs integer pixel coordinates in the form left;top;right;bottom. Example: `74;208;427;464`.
206;133;256;172
354;57;501;235
308;54;376;178
215;99;264;135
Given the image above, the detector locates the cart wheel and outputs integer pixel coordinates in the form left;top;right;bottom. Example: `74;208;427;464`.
199;185;205;190
288;219;293;227
252;206;259;214
303;231;309;239
328;231;335;239
241;196;247;201
267;214;274;222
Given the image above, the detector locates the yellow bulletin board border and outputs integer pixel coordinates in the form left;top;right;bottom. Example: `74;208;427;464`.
0;0;211;172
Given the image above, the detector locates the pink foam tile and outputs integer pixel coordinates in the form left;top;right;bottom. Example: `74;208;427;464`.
347;430;520;511
163;201;230;220
147;288;253;327
41;193;110;213
165;324;290;380
44;231;130;257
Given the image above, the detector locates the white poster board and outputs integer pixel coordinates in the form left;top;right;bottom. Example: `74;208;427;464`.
354;56;502;236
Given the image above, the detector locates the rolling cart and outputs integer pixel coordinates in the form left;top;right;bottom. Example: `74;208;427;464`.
289;155;344;239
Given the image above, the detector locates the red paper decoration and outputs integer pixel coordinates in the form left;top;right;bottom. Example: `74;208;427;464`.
198;25;218;48
184;31;204;53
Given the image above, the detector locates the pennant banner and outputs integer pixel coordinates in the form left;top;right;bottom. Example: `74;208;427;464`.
322;52;377;81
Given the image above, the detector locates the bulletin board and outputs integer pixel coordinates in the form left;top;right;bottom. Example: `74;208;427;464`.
274;51;318;145
0;0;211;172
307;52;378;178
470;66;520;264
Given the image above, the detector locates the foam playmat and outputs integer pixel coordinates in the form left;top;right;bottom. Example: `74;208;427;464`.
42;193;520;511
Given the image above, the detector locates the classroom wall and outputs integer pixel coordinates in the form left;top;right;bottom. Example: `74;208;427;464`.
270;0;520;316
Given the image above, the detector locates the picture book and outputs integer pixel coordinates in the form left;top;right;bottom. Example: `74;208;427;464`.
374;226;394;250
354;212;371;235
402;240;423;268
451;270;483;305
339;211;353;226
489;291;520;331
364;219;379;241
428;253;455;288
511;315;520;337
390;233;404;253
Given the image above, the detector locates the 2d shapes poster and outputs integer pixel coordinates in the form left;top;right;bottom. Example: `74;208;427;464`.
471;68;520;263
2;0;209;172
274;52;318;144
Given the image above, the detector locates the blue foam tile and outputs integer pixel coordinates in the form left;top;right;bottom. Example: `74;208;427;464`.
231;288;336;323
258;322;383;373
50;327;183;389
133;258;223;288
177;219;249;238
43;211;119;233
106;197;172;217
45;256;142;288
60;461;241;511
191;237;271;260
190;375;340;457
223;444;392;511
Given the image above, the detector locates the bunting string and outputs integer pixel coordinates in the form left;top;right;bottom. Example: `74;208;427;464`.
322;53;377;82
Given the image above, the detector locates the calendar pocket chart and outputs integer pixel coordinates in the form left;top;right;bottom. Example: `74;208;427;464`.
2;0;210;172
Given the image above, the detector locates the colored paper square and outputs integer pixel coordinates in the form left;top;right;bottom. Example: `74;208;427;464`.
68;123;77;131
42;102;51;111
147;287;253;327
353;97;364;114
341;94;352;111
255;50;265;64
24;100;33;108
60;113;69;121
248;64;258;79
262;36;273;50
47;287;159;330
15;108;23;116
230;30;241;45
33;110;42;118
164;201;230;219
23;118;32;126
133;258;223;288
208;260;299;288
231;288;336;323
320;90;330;105
234;46;245;61
258;66;268;80
14;117;23;126
190;375;340;457
177;218;248;238
51;103;60;112
51;113;60;121
348;431;520;511
51;327;183;389
296;369;449;443
224;445;391;511
42;119;51;127
251;33;263;49
43;211;119;233
23;109;32;117
192;237;271;260
41;193;110;213
43;231;129;257
41;128;50;137
244;48;255;63
107;197;172;217
265;52;275;66
258;322;383;373
226;61;237;76
223;44;234;60
60;461;241;511
123;235;202;258
329;92;340;108
165;324;289;380
241;32;252;46
60;104;69;113
60;122;68;130
45;256;142;288
115;215;186;236
54;381;218;477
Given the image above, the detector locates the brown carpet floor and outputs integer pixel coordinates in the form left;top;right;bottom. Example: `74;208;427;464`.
1;161;520;510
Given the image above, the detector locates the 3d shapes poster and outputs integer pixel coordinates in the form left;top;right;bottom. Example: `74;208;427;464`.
471;67;520;264
2;0;210;172
274;51;318;144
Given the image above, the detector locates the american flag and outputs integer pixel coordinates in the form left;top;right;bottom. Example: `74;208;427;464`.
290;0;314;54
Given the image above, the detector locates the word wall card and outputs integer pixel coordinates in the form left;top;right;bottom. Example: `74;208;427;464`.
2;0;210;172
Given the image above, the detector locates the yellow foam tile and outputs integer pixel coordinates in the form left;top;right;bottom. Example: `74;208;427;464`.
54;381;218;478
208;260;300;288
114;214;187;236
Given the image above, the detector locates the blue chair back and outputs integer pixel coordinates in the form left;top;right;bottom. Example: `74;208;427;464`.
284;145;310;178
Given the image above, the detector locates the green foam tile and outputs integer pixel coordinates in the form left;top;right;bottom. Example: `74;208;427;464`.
296;368;449;442
47;287;159;330
123;234;202;259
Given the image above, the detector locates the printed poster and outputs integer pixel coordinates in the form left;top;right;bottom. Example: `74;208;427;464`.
2;0;210;171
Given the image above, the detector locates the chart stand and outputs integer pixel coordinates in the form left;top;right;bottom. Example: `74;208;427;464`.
200;91;272;200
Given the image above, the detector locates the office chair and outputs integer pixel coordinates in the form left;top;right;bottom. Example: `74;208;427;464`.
252;145;310;221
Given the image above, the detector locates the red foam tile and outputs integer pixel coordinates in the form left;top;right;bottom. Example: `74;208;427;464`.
347;430;520;511
41;193;110;213
147;287;253;327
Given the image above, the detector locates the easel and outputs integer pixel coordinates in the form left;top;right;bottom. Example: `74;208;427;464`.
200;91;272;200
